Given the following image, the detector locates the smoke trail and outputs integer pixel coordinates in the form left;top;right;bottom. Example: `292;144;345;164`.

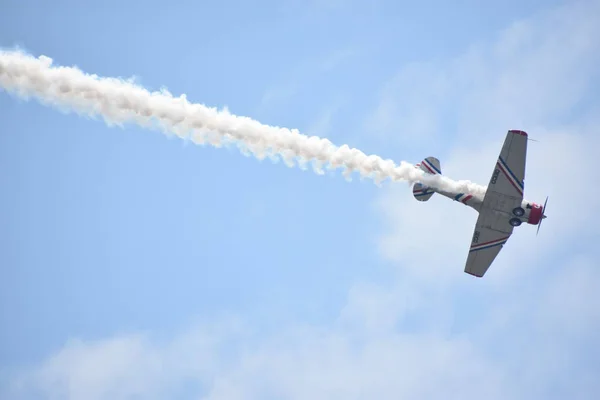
0;49;486;198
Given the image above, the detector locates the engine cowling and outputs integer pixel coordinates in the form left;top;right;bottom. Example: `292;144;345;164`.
527;203;544;225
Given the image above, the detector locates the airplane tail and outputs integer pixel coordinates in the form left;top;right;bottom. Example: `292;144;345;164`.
413;156;441;202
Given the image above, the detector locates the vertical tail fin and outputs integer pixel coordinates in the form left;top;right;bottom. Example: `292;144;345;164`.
412;157;441;202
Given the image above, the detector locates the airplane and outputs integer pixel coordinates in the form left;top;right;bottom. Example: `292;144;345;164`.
412;129;548;278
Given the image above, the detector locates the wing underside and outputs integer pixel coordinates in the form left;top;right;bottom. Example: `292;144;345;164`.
465;208;514;277
487;130;528;200
464;130;528;277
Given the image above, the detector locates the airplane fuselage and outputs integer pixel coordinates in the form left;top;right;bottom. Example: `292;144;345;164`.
412;146;547;232
432;187;545;226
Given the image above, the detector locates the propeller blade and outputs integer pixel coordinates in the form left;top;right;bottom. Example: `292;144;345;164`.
537;196;548;236
542;196;548;213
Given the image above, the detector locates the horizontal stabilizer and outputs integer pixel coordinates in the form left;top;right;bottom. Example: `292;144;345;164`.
413;157;441;202
413;183;435;201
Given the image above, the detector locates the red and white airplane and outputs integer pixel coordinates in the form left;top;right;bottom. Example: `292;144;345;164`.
412;130;548;278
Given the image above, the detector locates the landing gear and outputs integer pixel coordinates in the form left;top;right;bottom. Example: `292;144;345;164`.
512;207;525;217
509;217;522;227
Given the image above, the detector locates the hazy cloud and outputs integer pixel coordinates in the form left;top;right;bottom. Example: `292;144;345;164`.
4;1;600;399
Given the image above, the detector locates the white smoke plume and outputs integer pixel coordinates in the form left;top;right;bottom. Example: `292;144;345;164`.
0;49;486;198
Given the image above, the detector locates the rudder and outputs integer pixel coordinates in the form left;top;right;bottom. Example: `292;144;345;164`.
412;157;442;202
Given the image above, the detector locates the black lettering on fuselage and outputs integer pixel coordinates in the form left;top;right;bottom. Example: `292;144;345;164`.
491;169;500;185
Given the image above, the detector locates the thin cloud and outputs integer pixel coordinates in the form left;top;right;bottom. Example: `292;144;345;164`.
257;47;357;111
3;1;600;399
363;0;600;147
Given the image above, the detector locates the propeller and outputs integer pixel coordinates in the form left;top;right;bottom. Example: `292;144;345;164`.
536;196;549;235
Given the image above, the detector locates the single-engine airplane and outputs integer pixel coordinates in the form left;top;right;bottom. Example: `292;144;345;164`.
412;129;548;278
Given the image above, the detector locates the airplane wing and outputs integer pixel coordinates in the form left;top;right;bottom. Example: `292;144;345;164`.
487;129;528;201
464;130;528;277
465;210;514;277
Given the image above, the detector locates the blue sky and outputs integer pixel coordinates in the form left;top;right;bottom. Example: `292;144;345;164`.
1;0;600;399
